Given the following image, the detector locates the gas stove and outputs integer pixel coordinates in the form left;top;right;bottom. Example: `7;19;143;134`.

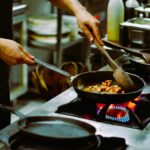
57;93;150;130
0;130;127;150
56;63;150;130
5;132;126;150
0;52;150;149
0;89;149;149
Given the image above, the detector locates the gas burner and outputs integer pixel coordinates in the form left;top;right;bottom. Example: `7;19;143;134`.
57;94;150;130
105;106;130;123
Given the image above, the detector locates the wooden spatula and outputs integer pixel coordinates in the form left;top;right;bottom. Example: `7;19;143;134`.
94;40;136;91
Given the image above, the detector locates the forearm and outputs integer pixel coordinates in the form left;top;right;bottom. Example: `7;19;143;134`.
0;38;4;57
50;0;86;16
50;0;103;45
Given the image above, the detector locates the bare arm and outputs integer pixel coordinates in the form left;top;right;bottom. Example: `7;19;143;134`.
50;0;85;15
50;0;103;45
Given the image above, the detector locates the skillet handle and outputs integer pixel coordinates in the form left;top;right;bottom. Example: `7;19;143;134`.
95;135;101;147
35;58;71;78
0;104;26;118
102;39;142;57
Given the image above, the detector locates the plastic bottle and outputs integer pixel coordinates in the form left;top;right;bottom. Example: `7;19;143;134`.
107;0;125;43
125;0;140;20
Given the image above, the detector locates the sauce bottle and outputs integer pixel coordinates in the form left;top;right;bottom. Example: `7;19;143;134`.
107;0;125;43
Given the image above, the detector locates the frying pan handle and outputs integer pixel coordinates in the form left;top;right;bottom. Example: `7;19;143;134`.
95;135;101;147
35;58;72;78
0;104;26;118
102;39;141;57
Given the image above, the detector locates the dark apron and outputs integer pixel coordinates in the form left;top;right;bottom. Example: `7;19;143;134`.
0;0;13;129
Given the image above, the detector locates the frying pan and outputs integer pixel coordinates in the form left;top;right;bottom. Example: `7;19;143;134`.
35;59;145;104
130;49;150;71
103;39;150;71
0;104;99;145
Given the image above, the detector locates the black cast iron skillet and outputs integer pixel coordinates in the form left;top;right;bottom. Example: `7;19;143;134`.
72;71;145;104
35;59;145;104
0;104;99;145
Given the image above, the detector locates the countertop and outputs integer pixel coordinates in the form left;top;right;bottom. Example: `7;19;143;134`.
0;84;150;150
0;50;150;149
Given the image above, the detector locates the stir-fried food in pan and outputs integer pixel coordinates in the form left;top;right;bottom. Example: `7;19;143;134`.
83;80;125;94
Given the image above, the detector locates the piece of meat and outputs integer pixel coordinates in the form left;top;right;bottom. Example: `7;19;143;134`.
83;80;125;94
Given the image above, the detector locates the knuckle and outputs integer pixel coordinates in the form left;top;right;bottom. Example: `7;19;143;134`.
11;60;18;65
84;30;89;35
16;56;23;64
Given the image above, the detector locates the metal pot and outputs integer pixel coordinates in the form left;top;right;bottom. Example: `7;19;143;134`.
120;17;150;48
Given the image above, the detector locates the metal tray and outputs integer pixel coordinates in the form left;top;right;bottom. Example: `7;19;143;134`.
120;18;150;30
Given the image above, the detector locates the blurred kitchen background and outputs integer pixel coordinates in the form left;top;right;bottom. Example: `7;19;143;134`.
11;0;150;121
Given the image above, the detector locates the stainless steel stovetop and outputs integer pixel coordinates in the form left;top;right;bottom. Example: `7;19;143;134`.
1;52;150;149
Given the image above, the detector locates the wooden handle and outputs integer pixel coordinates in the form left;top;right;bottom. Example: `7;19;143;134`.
103;39;141;57
94;40;120;70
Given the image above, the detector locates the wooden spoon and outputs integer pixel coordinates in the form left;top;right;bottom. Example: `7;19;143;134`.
103;39;150;64
77;30;136;91
94;40;136;91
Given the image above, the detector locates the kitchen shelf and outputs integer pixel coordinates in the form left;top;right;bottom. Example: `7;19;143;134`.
59;37;84;50
27;8;90;67
28;36;86;70
28;36;84;51
10;2;28;101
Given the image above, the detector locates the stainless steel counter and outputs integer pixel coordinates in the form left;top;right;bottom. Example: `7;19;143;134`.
1;83;150;149
30;85;150;150
0;46;150;149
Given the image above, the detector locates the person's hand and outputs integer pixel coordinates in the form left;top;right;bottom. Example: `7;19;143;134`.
0;38;35;65
75;8;104;46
